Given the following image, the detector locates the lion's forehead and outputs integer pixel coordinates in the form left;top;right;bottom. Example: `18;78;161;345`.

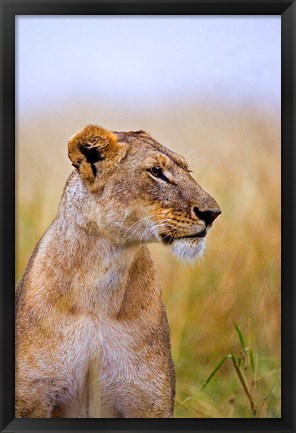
113;130;189;172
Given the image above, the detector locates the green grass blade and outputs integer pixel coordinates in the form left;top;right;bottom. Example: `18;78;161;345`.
230;352;257;417
200;355;229;391
234;323;246;350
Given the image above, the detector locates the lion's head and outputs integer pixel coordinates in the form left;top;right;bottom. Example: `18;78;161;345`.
68;125;221;261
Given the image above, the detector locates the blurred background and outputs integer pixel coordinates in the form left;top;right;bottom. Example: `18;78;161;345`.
16;16;281;418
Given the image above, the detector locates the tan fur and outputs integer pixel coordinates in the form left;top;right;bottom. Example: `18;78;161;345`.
16;125;220;418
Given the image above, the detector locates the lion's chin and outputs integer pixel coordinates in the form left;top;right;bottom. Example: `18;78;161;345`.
169;238;205;262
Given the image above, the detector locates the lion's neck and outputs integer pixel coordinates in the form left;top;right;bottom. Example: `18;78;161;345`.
31;186;141;317
61;220;139;316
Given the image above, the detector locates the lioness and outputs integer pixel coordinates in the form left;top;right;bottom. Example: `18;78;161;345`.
16;125;221;418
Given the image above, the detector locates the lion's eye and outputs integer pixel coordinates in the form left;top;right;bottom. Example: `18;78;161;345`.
150;167;162;177
148;167;169;182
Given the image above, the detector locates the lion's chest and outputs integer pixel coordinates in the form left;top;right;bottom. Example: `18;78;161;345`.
98;318;152;411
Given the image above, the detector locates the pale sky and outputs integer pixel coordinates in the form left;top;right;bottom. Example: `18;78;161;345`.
16;16;281;113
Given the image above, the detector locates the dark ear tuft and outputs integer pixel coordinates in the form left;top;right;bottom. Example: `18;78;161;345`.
79;144;104;164
68;125;128;188
90;163;97;177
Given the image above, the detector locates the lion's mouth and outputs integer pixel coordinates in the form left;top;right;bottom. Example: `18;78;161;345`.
160;230;206;245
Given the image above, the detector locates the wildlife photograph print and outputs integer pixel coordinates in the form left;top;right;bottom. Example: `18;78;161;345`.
15;16;281;418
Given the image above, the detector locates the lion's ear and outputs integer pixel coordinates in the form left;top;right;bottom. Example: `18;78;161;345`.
68;125;123;185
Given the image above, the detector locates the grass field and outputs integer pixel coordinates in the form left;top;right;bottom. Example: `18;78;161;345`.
16;100;281;418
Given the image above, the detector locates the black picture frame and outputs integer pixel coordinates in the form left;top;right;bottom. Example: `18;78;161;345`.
0;1;295;432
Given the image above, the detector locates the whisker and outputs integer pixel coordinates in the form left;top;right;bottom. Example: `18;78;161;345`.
121;216;156;241
140;220;167;243
120;212;166;245
116;210;129;241
184;146;200;159
140;221;155;244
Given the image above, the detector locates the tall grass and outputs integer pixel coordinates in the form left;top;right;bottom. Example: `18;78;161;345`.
16;100;281;417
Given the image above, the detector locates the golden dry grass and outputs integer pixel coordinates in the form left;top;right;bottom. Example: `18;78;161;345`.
16;100;281;418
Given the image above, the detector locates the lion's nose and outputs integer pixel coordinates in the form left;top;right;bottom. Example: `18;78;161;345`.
192;206;221;226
